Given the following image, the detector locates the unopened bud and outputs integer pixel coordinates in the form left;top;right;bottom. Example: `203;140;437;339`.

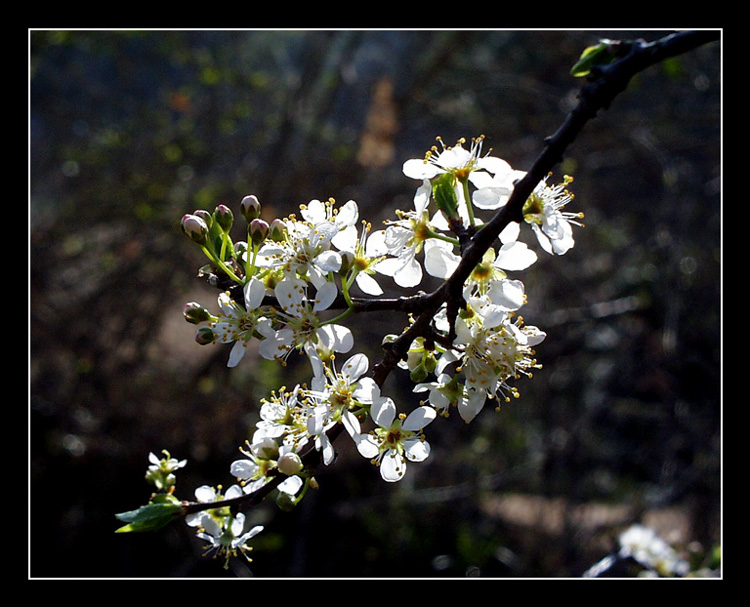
409;360;429;383
184;302;211;324
249;218;269;246
278;452;303;476
269;218;287;242
240;195;261;222
276;491;297;511
214;204;234;232
432;173;459;220
234;240;248;260
195;326;215;345
251;437;279;461
194;209;213;228
181;213;209;244
339;250;355;275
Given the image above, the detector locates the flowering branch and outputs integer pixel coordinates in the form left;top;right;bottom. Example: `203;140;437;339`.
374;29;720;385
116;30;719;572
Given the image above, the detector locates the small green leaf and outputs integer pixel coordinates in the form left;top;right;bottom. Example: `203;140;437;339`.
570;40;619;77
115;500;184;533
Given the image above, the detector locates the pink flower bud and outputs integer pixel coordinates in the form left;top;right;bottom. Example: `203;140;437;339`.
181;214;209;244
249;218;269;245
195;326;215;345
214;204;234;232
269;218;287;242
240;195;261;222
183;302;211;324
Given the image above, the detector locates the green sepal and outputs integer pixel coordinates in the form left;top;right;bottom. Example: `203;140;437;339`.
115;496;184;533
432;173;459;219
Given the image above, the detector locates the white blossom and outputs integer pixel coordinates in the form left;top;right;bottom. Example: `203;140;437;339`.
211;277;272;367
523;174;583;255
255;213;341;287
352;398;436;482
258;272;353;367
368;180;432;288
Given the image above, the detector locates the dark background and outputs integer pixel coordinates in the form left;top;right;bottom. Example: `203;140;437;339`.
29;29;721;578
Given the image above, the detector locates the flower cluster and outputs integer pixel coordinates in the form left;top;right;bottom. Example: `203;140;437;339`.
185;484;264;569
170;135;583;567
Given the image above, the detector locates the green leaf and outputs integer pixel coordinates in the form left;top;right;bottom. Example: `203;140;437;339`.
570;40;619;77
115;500;184;533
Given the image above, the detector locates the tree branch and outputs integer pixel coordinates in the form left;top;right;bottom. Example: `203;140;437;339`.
373;29;720;387
182;29;719;519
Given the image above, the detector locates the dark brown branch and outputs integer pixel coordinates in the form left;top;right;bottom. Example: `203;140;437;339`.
181;29;719;519
374;30;720;386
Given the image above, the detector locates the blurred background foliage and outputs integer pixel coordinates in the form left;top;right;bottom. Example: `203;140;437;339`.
29;29;721;578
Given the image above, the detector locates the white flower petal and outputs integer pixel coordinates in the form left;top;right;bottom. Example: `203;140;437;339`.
380;451;406;482
402;405;437;431
494;241;537;271
337;199;359;226
315;250;342;273
473;186;510;210
404;437;431;462
227;340;247;368
278;476;303;495
230;459;258;479
403;158;440;180
301;199;326;224
342;353;369;382
458;388;486;423
318;324;353;353
371;397;396;429
499;221;520;244
353;377;379;404
354;271;383;295
194;485;217;503
313;281;338;311
393;257;423;288
487;279;526;311
424;239;460;279
477;155;513;177
332;225;358;252
342;410;361;437
244;277;267;309
413;180;432;215
354;433;380;459
364;229;389;256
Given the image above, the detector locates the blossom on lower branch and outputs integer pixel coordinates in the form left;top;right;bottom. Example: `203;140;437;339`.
411;305;546;424
185;484;264;568
350;397;437;482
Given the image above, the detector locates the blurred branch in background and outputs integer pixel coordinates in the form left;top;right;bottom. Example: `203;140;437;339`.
30;29;720;578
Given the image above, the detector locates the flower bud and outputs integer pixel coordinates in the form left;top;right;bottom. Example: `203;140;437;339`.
251;437;279;461
195;326;215;345
240;195;261;222
183;302;211;324
339;250;355;275
249;218;269;246
181;213;209;244
409;360;429;383
269;218;287;242
194;209;213;229
432;172;459;220
234;240;248;260
276;492;297;511
278;452;303;476
214;204;234;232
